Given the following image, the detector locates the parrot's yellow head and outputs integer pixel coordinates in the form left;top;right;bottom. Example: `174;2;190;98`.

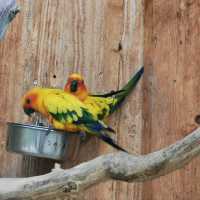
64;73;88;101
22;87;44;116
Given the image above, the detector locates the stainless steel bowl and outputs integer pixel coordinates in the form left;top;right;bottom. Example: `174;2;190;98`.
6;122;68;160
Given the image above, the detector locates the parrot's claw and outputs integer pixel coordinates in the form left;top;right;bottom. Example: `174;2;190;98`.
46;126;53;136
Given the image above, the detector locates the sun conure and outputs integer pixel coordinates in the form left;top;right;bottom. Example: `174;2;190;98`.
64;66;144;120
22;87;127;152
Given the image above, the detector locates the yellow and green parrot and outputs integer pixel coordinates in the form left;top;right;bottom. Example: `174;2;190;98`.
64;66;144;120
22;87;127;152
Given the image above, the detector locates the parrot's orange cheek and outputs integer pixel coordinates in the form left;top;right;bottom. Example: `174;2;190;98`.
64;82;70;92
79;83;87;92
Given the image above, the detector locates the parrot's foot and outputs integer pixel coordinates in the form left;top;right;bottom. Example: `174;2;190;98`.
79;131;87;141
51;163;63;172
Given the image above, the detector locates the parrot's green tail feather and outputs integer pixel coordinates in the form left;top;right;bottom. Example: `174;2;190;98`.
110;66;144;114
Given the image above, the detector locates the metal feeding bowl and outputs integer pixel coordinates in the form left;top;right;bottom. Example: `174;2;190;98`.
6;122;68;161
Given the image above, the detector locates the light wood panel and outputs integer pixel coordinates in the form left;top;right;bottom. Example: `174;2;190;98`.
1;0;142;199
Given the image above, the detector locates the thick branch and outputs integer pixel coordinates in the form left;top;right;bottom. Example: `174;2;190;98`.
0;0;20;39
0;127;200;199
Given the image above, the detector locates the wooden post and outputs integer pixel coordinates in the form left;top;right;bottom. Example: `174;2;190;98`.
143;0;200;199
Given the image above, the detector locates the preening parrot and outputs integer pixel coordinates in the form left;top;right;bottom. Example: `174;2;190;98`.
22;88;127;152
64;66;144;120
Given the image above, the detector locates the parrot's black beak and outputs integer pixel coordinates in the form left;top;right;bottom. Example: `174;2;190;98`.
23;108;35;116
70;80;78;92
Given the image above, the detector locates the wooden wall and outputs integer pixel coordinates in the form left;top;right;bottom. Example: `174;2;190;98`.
0;0;199;199
143;0;200;200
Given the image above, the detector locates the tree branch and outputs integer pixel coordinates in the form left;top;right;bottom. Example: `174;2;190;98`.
0;127;200;199
0;0;20;39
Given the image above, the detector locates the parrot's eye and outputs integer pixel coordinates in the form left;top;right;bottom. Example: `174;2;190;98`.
26;98;31;104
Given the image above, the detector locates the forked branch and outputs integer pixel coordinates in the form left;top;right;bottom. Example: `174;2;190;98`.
0;0;20;39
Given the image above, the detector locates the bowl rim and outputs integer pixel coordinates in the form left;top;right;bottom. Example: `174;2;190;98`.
6;147;65;160
7;122;66;133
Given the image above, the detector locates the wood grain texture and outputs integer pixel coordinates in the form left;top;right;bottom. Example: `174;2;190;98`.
0;0;143;199
143;0;200;199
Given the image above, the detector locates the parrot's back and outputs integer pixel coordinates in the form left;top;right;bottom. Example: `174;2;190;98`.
86;66;144;119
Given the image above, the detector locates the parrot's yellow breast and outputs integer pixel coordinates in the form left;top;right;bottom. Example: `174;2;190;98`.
52;119;80;132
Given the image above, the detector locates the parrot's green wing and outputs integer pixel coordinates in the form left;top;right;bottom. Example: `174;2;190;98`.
43;91;127;152
43;92;114;134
